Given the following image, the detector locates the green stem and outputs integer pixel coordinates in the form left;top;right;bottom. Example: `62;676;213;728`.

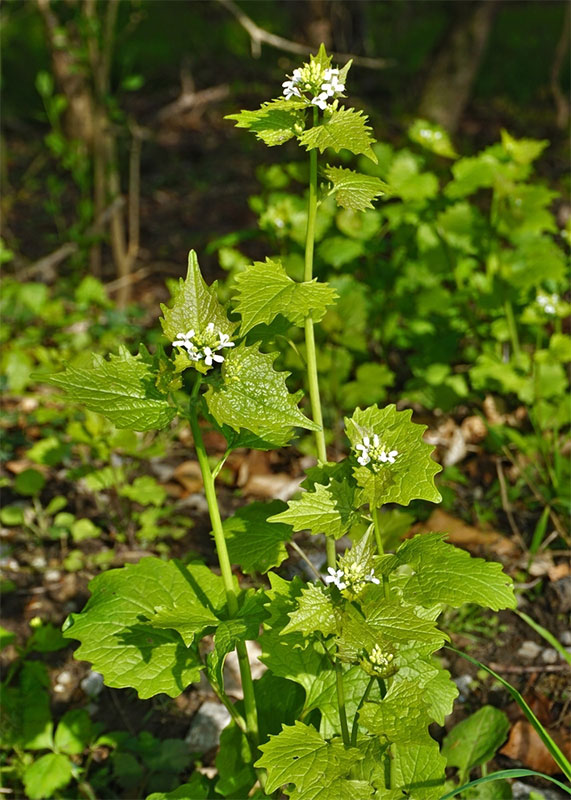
335;661;351;747
372;507;384;555
188;385;259;751
504;298;520;359
350;676;375;746
303;108;336;570
373;508;390;599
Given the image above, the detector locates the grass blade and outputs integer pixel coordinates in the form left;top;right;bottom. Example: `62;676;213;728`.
516;610;571;667
439;768;571;799
446;646;571;781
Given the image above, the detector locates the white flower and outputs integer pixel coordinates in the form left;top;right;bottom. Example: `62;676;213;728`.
218;332;235;349
537;293;559;315
324;563;380;594
172;322;235;368
311;92;329;110
355;433;398;470
324;567;347;590
203;347;225;367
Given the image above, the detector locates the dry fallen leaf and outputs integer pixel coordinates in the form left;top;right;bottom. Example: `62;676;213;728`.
500;719;571;775
173;460;203;494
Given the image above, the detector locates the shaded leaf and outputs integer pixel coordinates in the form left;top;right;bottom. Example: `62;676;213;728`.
270;477;359;539
223;500;293;574
442;706;510;772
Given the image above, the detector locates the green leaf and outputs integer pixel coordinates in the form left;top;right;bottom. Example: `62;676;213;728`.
255;721;371;799
299;107;378;163
271;477;359;540
24;753;73;800
442;706;510;772
119;476;167;507
14;468;45;496
146;772;211;799
260;574;335;707
387;152;438;202
324;165;389;211
226;98;306;146
500;129;549;165
204;342;318;445
361;679;433;745
379;533;516;611
392;736;447;800
0;662;53;750
45;348;175;432
282;582;338;638
160;250;234;374
234;258;337;334
54;709;93;755
62;558;217;698
345;405;442;508
223;500;292;574
409;119;458;158
0;625;15;650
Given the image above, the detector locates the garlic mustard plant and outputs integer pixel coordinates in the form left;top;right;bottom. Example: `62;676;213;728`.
43;46;550;799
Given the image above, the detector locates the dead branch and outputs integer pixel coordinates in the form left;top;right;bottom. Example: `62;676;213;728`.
21;197;125;282
488;663;569;674
551;2;570;129
156;84;230;125
215;0;393;69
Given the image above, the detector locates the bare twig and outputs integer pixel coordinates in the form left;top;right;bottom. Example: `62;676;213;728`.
215;0;393;69
288;540;325;582
21;197;125;281
156;83;230;124
495;458;527;552
488;663;569;674
105;266;151;295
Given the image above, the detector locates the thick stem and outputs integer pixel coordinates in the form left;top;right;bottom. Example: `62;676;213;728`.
188;386;259;749
372;507;384;556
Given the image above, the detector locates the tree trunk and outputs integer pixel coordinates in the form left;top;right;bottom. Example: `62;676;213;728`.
418;1;498;134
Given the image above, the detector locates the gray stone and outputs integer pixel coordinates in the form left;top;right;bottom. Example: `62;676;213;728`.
541;647;559;664
560;630;571;646
512;780;568;799
185;701;231;752
517;640;542;660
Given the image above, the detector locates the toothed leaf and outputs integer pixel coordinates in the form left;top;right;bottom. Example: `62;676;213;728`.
204;342;319;445
324;165;389;211
270;477;359;539
379;533;516;611
223;501;293;574
299;108;378;163
345;404;442;508
234;258;337;334
45;348;175;432
225;98;306;146
61;559;224;698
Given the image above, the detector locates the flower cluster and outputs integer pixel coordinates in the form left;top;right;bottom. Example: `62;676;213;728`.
360;644;397;679
536;292;559;315
324;562;380;595
355;434;398;469
173;322;234;367
282;63;345;111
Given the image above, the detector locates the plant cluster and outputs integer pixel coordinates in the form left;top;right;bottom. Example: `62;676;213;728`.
11;46;569;799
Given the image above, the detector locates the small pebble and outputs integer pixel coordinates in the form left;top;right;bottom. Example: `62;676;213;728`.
45;569;61;583
56;670;73;686
185;701;231;752
81;671;104;698
31;555;47;570
560;631;571;646
453;673;473;701
517;640;542;661
541;647;559;664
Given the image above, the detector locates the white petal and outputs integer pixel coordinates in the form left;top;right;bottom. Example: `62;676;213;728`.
212;353;224;363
